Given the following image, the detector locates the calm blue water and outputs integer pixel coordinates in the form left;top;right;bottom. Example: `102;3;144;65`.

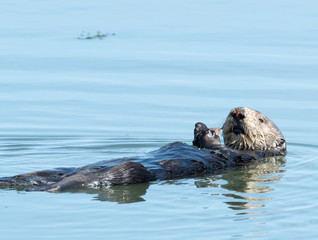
1;0;318;239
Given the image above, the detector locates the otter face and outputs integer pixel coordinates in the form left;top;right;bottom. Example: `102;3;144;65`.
222;107;286;153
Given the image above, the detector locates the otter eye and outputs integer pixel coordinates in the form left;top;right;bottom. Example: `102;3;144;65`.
259;118;264;123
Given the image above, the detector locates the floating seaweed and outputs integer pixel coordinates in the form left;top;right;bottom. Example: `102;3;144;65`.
77;31;116;40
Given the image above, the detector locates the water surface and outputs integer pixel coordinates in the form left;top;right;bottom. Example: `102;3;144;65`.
1;1;318;239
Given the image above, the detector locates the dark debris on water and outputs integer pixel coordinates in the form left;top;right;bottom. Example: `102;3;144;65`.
77;31;116;40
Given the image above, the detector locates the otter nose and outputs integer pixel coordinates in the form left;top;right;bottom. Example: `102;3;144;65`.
231;109;245;120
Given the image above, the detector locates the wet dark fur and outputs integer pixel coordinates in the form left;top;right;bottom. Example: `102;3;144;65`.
0;142;257;192
192;122;221;149
0;108;286;192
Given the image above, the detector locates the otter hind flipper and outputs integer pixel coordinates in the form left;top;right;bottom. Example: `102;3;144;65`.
34;162;153;192
0;168;76;189
100;161;153;185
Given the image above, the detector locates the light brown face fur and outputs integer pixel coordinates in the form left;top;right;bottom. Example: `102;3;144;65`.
222;107;286;152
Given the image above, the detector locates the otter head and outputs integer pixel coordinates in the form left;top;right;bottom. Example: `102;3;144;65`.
222;107;286;154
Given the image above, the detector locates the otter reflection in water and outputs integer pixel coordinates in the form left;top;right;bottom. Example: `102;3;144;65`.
0;107;286;193
195;156;286;211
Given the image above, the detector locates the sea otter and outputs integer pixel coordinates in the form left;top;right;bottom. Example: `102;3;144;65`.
0;107;286;192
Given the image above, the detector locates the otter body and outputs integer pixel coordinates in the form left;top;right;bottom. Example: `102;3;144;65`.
0;107;286;192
